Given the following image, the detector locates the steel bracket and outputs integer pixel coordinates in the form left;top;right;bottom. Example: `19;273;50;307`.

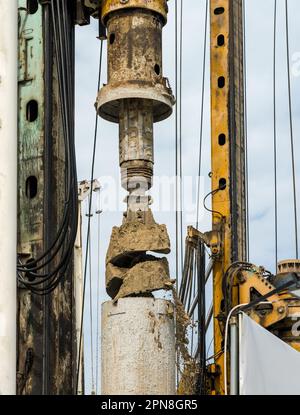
187;226;222;258
238;271;290;327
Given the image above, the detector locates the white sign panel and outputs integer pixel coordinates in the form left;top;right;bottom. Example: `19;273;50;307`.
239;313;300;395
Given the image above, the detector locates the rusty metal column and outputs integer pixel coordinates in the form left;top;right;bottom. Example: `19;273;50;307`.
210;0;246;395
97;0;176;394
17;1;76;394
0;0;18;396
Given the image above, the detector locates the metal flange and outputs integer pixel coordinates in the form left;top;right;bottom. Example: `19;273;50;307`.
101;0;168;25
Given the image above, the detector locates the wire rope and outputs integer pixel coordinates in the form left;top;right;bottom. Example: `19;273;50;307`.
273;0;278;269
242;0;250;262
88;216;95;393
285;0;299;259
76;39;103;394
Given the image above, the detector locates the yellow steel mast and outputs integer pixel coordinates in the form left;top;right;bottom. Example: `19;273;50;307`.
210;0;246;395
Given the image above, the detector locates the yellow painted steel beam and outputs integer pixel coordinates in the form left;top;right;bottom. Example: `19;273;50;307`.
210;0;246;395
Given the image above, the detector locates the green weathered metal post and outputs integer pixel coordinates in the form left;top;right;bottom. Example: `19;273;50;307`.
17;0;76;394
0;0;18;396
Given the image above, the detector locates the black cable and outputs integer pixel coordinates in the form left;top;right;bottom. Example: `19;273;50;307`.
179;239;192;301
17;0;78;294
203;188;224;219
184;248;194;307
17;3;76;270
222;261;274;316
76;39;104;394
221;261;257;314
285;0;299;259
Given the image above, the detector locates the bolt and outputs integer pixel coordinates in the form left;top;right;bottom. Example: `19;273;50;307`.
278;307;285;314
238;274;246;283
120;0;129;3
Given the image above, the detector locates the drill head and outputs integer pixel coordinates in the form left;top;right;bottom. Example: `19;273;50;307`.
119;98;154;213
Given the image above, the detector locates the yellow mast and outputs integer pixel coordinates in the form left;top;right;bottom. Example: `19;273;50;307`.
210;0;246;395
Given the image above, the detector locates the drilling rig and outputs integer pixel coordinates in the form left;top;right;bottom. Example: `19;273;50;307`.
179;0;300;396
0;0;299;396
97;0;176;395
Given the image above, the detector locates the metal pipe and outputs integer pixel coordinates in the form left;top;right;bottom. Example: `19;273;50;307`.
193;303;213;359
98;1;175;396
189;258;214;316
230;316;239;395
0;0;17;395
74;204;84;395
197;242;206;394
205;303;213;332
75;180;101;394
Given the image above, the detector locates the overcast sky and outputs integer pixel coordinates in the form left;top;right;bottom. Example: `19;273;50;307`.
75;0;300;394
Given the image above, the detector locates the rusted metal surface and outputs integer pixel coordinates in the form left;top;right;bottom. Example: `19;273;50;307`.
119;98;154;191
277;259;300;275
97;10;174;123
47;14;75;393
99;0;175;395
98;2;174;304
101;0;168;25
17;1;75;394
17;1;45;395
75;0;91;25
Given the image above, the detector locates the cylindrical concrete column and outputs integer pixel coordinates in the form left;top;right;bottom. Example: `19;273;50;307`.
101;298;175;395
0;0;17;396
